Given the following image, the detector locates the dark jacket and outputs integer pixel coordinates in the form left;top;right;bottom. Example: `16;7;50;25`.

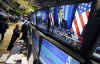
0;23;9;33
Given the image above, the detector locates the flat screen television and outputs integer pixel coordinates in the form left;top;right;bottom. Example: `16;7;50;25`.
32;30;40;54
35;10;48;32
49;1;94;49
39;38;80;64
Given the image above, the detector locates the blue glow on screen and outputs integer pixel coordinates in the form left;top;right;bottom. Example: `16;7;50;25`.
63;5;75;29
33;31;39;53
36;10;48;23
33;14;36;25
36;11;42;17
39;39;80;64
54;5;75;29
36;10;48;30
41;10;48;22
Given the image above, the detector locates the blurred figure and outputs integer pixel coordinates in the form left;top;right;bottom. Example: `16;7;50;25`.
0;9;8;22
21;21;29;40
21;16;29;25
8;14;19;23
7;25;20;50
13;15;19;23
58;8;67;31
0;23;9;40
0;10;9;40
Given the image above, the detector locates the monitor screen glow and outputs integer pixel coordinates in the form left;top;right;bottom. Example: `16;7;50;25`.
39;39;80;64
36;10;48;30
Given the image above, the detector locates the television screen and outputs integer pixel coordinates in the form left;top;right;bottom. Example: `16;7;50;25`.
36;10;48;31
32;30;40;54
49;4;75;33
49;2;93;49
39;38;80;64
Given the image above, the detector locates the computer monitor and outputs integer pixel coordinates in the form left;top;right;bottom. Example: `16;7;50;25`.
49;1;93;49
36;10;48;31
39;38;80;64
32;30;40;54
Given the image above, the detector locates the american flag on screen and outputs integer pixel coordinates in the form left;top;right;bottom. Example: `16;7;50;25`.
49;12;54;26
71;2;92;40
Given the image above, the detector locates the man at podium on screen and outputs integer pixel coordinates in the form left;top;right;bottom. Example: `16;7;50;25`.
58;8;67;31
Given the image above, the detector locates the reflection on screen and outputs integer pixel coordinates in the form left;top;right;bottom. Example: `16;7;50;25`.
49;2;93;49
36;10;48;30
39;39;80;64
32;31;39;54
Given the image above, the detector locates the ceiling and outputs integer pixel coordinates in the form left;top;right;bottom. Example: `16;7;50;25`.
29;0;57;8
0;0;100;14
0;0;59;12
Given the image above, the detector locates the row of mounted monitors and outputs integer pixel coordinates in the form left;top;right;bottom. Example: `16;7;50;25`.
30;0;96;50
32;30;80;64
32;30;100;64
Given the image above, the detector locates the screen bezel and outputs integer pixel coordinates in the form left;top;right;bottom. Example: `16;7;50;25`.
32;30;41;55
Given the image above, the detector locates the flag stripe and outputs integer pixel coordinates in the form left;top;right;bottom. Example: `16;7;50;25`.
82;10;90;25
49;12;54;26
73;17;80;37
86;10;90;19
79;14;85;29
82;12;88;25
75;11;83;33
72;23;79;39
